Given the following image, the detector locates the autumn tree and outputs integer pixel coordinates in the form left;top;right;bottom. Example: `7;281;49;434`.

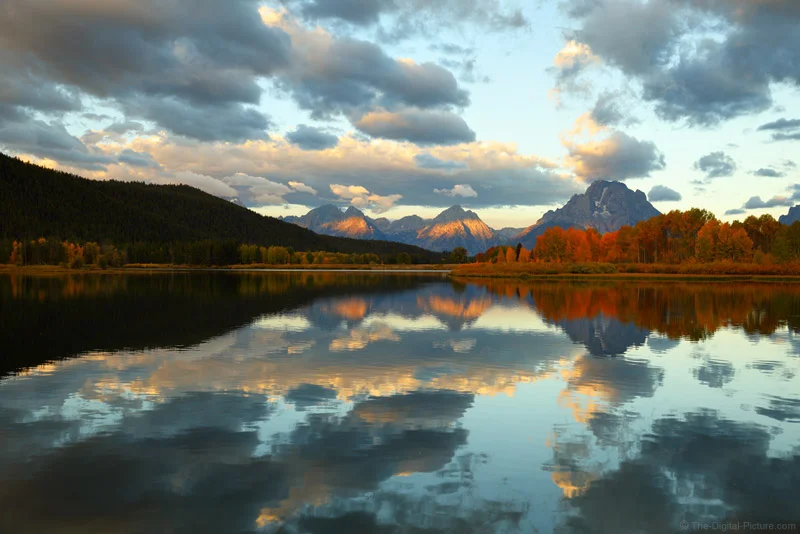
696;220;720;262
535;227;568;262
505;247;516;263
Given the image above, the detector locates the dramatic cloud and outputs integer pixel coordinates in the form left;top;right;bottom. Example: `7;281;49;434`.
0;0;290;142
355;109;476;145
434;184;478;198
266;10;470;121
694;152;736;179
83;133;576;209
0;117;114;171
648;185;681;202
415;153;468;171
285;125;339;150
558;0;800;125
0;1;475;146
562;117;666;183
752;168;786;178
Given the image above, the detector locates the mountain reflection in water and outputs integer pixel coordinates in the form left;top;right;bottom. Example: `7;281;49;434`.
1;272;799;533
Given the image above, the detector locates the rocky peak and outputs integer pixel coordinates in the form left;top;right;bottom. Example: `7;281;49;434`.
307;204;345;220
779;205;800;225
434;205;480;223
344;206;366;218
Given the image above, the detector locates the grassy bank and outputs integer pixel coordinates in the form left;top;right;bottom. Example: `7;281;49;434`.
453;262;800;281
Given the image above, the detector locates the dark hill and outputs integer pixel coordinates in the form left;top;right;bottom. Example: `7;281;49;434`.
0;153;440;261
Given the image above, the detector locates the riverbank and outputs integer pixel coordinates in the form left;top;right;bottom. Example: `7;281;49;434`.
0;264;454;274
452;262;800;281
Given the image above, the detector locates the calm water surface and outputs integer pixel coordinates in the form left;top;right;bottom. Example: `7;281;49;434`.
1;272;799;533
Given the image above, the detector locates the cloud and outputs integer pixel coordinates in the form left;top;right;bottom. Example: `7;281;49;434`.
330;183;402;213
562;116;666;182
285;124;339;150
772;132;800;142
549;40;601;102
283;0;528;35
221;173;296;205
590;91;638;127
648;185;681;202
355;108;476;145
752;168;785;178
168;171;238;198
266;11;469;121
79;132;578;209
725;208;746;216
757;118;800;131
0;0;291;142
742;195;794;210
694;151;736;179
330;184;371;200
117;149;160;168
414;153;468;171
288;181;318;195
0;116;115;171
106;121;145;135
757;118;800;141
434;184;478;198
124;95;271;142
558;0;800;125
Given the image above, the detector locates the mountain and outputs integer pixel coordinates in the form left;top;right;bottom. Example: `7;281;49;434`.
284;204;499;254
514;180;661;249
0;153;440;261
779;206;800;225
284;205;388;240
414;206;497;254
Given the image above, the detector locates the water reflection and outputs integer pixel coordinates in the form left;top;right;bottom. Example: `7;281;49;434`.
1;273;799;533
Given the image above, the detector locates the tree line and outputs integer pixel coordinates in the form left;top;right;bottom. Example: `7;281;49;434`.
476;210;800;265
1;238;435;267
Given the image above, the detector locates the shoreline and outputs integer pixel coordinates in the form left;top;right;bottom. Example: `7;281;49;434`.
0;264;453;274
7;263;800;281
451;263;800;282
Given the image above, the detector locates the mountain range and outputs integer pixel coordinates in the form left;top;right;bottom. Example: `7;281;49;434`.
285;204;500;255
283;180;663;254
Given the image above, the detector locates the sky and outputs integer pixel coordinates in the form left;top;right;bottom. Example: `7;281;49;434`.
0;0;798;229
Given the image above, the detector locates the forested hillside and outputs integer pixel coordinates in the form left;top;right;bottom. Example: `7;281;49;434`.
0;153;441;262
